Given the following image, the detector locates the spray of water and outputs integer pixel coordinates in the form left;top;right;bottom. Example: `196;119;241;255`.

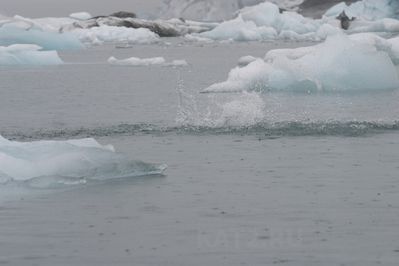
176;71;266;128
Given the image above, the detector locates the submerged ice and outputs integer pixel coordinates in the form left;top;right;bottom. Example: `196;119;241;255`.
0;136;166;186
203;33;399;93
0;44;63;65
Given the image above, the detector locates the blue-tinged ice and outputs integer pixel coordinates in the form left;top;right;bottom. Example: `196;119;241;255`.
0;136;166;187
203;33;399;93
0;44;63;65
0;26;83;50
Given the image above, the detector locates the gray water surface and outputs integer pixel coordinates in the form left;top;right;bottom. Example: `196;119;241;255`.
1;39;399;265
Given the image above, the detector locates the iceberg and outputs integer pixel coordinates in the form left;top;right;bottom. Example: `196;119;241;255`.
238;55;258;67
325;0;399;20
198;1;399;42
199;2;325;41
200;15;278;41
160;0;302;22
108;56;188;67
72;26;159;45
0;25;83;50
64;16;217;38
0;136;166;186
0;44;63;65
203;34;399;93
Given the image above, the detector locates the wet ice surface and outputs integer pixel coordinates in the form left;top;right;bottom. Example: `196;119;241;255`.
1;39;399;265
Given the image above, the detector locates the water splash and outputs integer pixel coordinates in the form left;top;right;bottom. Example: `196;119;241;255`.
176;73;265;127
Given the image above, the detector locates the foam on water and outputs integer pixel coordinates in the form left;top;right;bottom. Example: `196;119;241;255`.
3;120;399;142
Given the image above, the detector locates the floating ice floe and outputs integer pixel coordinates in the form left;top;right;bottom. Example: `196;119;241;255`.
0;16;83;50
63;16;217;38
108;56;188;67
238;55;258;67
0;44;63;65
71;26;160;45
160;0;302;22
197;1;399;42
203;33;399;93
0;15;160;47
0;136;166;187
325;0;399;20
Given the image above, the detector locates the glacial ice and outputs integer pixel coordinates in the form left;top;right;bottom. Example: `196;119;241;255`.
0;15;159;47
0;44;63;65
238;55;258;67
108;56;188;67
198;1;399;42
325;0;399;20
0;136;166;186
72;26;159;45
203;34;399;93
69;12;92;20
200;15;278;41
160;0;302;22
0;25;83;50
199;2;327;41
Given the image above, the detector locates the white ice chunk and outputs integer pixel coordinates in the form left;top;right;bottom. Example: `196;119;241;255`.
199;2;321;41
203;34;399;93
198;1;399;42
160;0;303;22
72;26;159;45
347;18;399;34
0;135;166;185
0;44;63;65
108;56;188;67
108;56;166;66
238;55;257;67
325;0;399;20
69;12;92;20
201;15;278;41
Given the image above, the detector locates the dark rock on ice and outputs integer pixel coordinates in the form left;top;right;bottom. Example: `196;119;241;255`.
62;13;217;37
336;10;355;30
109;11;137;19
